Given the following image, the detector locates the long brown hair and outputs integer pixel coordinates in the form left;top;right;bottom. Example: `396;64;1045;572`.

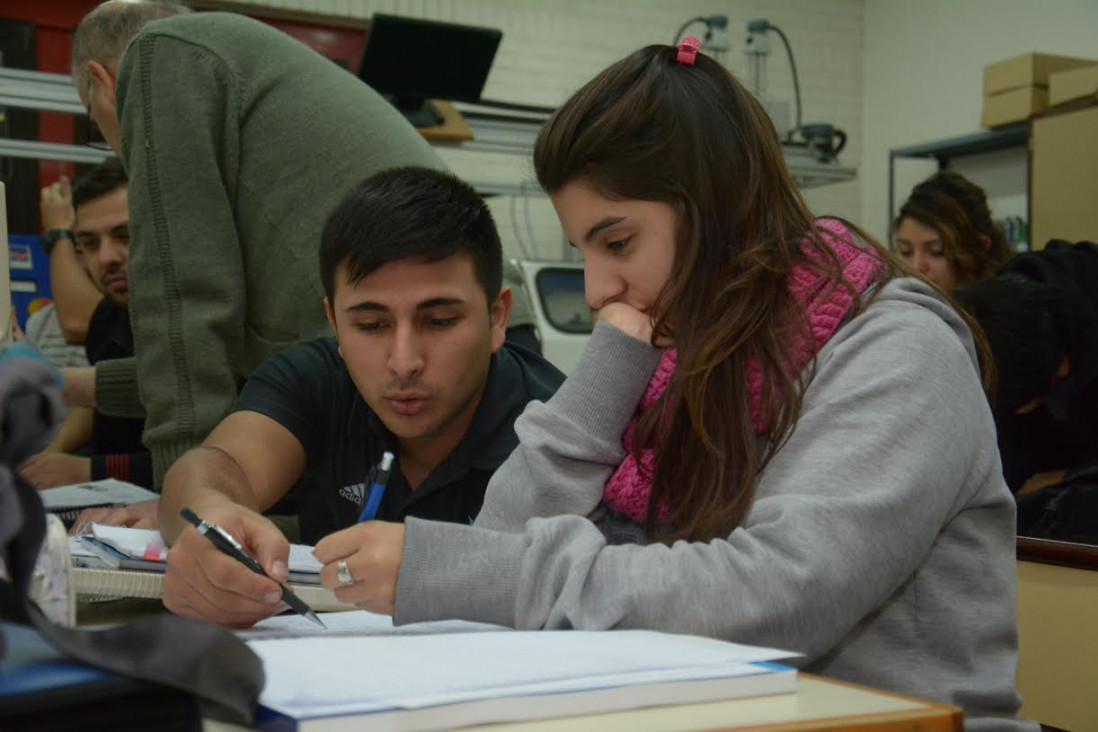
895;171;1012;286
534;46;984;542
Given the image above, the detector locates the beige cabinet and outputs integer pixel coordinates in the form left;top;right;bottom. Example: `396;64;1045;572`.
1031;105;1098;249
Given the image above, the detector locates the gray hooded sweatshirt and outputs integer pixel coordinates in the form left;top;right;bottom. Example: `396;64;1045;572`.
395;277;1035;730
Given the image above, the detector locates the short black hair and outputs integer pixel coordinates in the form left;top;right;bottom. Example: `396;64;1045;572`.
319;167;502;306
72;156;128;209
953;274;1084;413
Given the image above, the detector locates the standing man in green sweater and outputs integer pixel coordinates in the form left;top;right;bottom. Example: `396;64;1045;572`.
65;1;443;493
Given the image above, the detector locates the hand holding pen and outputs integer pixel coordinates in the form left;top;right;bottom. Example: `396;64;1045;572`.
179;507;325;627
313;451;403;615
162;504;321;629
358;451;395;523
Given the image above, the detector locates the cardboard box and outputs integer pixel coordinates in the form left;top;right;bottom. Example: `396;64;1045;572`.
984;53;1097;95
1031;105;1098;249
1049;64;1098;107
982;86;1048;128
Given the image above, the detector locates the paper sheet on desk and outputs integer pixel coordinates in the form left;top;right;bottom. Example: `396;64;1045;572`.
249;629;799;716
39;479;159;509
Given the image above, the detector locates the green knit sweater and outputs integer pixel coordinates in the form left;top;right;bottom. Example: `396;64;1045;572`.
97;12;443;486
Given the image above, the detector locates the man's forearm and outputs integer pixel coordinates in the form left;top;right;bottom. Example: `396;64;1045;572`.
49;240;102;345
159;445;264;544
60;367;97;407
46;406;94;453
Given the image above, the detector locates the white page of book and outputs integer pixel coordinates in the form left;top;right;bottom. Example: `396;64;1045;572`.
68;536;97;558
250;630;798;716
86;523;320;573
287;544;321;574
238;609;504;640
90;524;164;557
40;479;159;509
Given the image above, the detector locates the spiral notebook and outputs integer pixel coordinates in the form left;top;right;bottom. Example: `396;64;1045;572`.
70;567;353;611
69;524;343;608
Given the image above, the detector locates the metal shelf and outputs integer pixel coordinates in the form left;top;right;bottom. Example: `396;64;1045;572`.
887;122;1029;233
890;122;1028;163
0;67;85;115
448;106;856;192
0;69;857;191
0;138;112;164
0;68;114;164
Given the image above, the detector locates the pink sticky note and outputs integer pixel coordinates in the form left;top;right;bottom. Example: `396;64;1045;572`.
144;543;166;562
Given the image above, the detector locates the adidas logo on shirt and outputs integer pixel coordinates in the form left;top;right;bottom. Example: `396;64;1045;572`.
339;482;366;506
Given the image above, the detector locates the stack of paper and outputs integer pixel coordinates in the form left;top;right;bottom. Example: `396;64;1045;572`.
246;614;799;731
71;524;323;583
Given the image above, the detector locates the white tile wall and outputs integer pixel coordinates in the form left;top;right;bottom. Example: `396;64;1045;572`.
228;0;865;260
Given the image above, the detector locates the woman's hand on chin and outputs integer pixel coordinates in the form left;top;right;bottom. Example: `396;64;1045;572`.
597;302;657;344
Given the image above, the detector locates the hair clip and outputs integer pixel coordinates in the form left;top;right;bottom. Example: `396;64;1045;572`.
676;36;701;66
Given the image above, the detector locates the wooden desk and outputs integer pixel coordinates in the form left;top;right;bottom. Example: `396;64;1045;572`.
74;571;959;731
205;675;961;732
1016;537;1098;731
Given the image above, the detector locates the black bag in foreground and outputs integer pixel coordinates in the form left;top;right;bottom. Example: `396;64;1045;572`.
0;358;265;729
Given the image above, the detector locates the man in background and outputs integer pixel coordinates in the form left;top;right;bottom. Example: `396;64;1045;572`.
19;159;153;492
21;175;102;369
954;240;1098;495
64;1;443;488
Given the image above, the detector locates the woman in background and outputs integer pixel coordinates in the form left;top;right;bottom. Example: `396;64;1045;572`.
894;170;1012;291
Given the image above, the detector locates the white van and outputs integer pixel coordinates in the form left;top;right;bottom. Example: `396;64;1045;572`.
517;260;591;375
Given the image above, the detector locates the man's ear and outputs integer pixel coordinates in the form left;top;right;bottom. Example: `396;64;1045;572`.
85;60;117;106
323;297;343;359
979;234;992;252
490;286;513;353
1056;356;1071;378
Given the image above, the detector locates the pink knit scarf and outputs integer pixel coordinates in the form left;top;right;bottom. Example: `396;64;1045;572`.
602;219;885;525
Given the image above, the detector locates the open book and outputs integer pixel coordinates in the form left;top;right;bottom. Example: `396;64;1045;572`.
245;615;799;731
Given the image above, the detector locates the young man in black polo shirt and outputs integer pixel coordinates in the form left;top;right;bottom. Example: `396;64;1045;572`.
157;167;564;627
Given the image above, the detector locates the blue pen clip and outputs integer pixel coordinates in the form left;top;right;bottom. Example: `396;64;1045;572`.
357;451;395;523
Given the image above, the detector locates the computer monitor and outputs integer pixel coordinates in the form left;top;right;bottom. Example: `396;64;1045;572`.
357;14;503;127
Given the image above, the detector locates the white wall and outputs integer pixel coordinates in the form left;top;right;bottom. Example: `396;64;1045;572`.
862;0;1098;244
211;0;865;262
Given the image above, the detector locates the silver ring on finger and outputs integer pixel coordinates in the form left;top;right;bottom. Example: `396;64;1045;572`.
336;559;355;586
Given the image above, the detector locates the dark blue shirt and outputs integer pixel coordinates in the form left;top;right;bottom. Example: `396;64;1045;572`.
232;338;564;543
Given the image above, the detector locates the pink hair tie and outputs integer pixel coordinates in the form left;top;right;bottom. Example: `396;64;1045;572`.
676;36;701;66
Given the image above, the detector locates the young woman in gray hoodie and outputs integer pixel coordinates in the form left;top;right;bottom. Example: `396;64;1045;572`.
315;41;1034;731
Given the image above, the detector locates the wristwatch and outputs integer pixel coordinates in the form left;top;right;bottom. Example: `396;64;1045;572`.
41;229;75;255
